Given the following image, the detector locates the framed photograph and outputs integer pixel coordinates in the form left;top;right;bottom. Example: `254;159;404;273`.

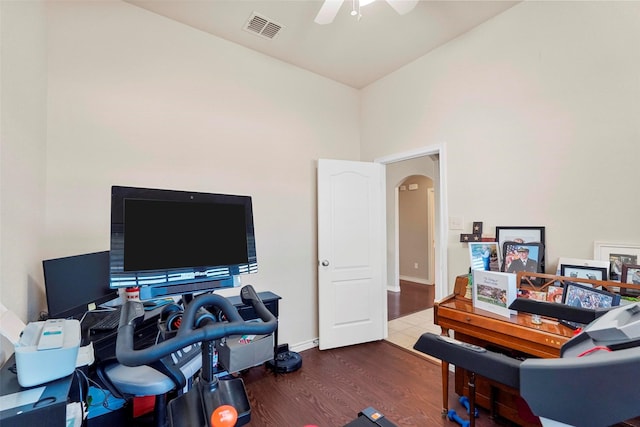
546;285;564;303
559;264;608;281
561;281;621;329
468;242;500;271
594;241;640;281
502;241;544;274
621;264;640;284
496;226;546;271
555;257;610;278
517;288;547;301
620;264;640;296
472;270;517;318
562;281;620;309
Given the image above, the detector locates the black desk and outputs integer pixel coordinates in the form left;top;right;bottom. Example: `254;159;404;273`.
0;354;73;427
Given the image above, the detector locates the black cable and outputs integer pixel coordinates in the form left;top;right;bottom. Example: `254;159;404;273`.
75;368;123;412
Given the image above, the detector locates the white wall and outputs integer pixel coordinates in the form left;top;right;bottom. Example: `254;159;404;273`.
361;1;640;289
2;0;360;353
398;175;433;282
0;0;48;362
3;0;640;356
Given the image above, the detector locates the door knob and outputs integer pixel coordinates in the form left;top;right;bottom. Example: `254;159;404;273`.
321;260;330;267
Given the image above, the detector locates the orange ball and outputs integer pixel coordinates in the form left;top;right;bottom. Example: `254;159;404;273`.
210;404;238;427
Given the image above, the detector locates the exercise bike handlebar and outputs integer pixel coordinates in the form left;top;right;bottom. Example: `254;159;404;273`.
116;284;278;367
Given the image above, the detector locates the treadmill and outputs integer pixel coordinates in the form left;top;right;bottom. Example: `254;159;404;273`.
414;302;640;427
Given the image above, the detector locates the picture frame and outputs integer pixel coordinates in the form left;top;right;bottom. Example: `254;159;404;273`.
496;226;546;271
621;264;640;284
560;281;621;329
555;257;610;278
472;270;517;318
620;264;640;296
559;264;608;281
594;241;640;281
502;241;544;274
562;281;620;310
468;242;500;271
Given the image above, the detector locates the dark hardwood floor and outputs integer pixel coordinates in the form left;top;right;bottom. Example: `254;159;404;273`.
242;340;507;427
388;280;435;320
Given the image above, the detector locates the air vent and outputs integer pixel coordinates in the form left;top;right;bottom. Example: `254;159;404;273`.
243;12;283;40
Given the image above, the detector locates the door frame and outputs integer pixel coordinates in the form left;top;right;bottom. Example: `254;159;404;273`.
375;143;448;301
428;187;435;285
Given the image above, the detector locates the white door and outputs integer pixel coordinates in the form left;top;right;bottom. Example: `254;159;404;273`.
317;159;387;350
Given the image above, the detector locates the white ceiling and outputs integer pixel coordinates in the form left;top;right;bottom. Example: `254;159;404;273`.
125;0;519;89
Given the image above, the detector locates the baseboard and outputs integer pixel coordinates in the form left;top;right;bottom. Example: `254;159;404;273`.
399;275;431;285
289;338;318;353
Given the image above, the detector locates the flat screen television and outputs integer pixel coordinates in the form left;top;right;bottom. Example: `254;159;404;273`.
109;185;257;299
44;250;118;319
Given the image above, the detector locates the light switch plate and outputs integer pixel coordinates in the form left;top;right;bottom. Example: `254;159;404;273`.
449;216;464;230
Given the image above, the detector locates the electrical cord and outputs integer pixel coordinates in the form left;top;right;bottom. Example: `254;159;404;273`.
74;368;123;412
577;345;611;357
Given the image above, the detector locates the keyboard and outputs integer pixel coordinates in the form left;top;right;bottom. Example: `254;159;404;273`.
89;307;122;332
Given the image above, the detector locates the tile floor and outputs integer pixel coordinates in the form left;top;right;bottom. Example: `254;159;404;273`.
386;308;442;359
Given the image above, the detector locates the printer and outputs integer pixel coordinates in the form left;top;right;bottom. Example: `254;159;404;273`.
14;319;81;387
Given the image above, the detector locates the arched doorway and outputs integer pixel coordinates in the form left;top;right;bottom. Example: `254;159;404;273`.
387;174;436;320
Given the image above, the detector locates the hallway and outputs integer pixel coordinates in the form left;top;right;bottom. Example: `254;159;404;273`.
386;280;440;356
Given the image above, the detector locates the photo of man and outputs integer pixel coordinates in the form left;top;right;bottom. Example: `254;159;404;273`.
469;242;500;272
506;246;538;273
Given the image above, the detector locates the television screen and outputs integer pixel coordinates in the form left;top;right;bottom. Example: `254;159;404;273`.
43;251;118;319
110;186;257;299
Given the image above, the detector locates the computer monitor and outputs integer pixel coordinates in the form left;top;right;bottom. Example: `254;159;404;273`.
43;250;118;319
109;185;258;300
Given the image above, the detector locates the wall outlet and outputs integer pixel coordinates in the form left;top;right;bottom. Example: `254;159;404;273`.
414;262;419;269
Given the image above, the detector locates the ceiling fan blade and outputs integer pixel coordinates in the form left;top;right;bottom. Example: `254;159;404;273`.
385;0;418;15
314;0;344;25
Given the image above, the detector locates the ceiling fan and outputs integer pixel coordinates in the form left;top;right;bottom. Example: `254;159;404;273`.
314;0;418;25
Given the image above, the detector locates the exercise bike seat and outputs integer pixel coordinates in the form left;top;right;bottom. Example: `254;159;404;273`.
102;345;202;396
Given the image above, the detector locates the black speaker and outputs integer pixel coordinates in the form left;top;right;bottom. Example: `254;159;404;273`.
508;298;611;325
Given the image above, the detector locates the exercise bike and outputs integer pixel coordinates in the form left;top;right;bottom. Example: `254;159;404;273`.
115;285;278;427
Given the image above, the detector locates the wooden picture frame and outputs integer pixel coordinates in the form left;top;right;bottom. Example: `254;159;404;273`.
620;264;640;297
621;264;640;284
496;226;546;271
